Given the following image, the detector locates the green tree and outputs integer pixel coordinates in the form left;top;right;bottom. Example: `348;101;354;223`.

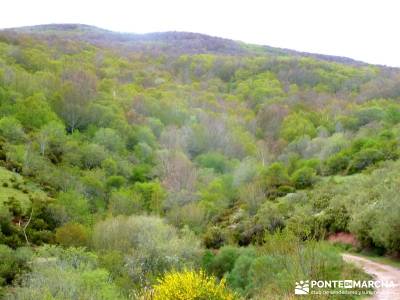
291;167;317;189
132;181;165;213
281;113;317;142
0;117;26;143
16;93;58;129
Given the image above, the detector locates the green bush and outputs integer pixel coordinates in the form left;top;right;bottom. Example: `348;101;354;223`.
226;250;256;294
132;181;165;213
6;246;124;300
195;152;233;173
203;226;226;249
106;175;126;189
263;162;291;189
92;215;201;286
325;151;351;174
348;148;384;173
0;117;26;143
0;245;32;287
55;223;89;247
205;246;242;278
291;167;317;189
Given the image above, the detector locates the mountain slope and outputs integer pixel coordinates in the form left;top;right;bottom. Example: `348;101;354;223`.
1;23;369;65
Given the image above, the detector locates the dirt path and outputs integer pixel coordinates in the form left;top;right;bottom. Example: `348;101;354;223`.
342;253;400;300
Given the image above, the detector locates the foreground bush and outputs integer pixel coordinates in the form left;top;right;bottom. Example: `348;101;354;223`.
203;230;369;299
5;246;125;300
0;245;32;295
149;270;237;300
92;215;201;287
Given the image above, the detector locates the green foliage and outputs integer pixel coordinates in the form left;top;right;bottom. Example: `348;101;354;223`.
281;112;317;142
56;190;91;224
0;167;57;248
108;188;141;216
325;151;351;174
94;128;125;153
262;162;293;198
106;175;126;189
0;117;25;143
15;93;58;129
0;245;32;288
92;215;201;286
81;143;108;169
199;177;233;219
35;121;66;159
263;163;290;189
6;246;125;300
256;201;285;234
132;181;165;213
166;202;206;233
291;166;317;189
202;230;369;299
55;223;89;247
226;251;256;293
196;152;233;173
348;148;384;173
205;246;245;279
130;164;152;182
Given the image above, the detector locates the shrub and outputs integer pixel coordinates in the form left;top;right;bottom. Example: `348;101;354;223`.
0;117;26;143
263;162;291;189
280;113;317;142
0;245;32;287
195;152;233;173
57;191;91;224
6;246;124;300
150;270;237;300
276;185;296;196
348;148;384;173
166;202;205;233
256;202;285;234
106;175;126;189
55;223;89;247
205;246;241;279
92;215;201;286
291;167;317;189
226;251;256;294
325;151;350;174
108;189;142;216
131;164;152;182
81;143;108;169
203;226;226;249
94;128;125;153
132;181;165;213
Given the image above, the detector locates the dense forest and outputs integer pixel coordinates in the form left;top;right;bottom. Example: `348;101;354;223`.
1;24;400;299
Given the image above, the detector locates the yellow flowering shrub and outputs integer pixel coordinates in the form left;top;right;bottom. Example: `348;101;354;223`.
150;269;237;300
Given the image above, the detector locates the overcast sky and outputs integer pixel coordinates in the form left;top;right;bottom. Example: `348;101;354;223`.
1;0;399;67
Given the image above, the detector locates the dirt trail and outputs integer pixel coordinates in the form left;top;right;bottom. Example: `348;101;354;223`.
342;253;400;300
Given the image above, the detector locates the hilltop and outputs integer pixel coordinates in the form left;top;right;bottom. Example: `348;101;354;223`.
1;23;369;65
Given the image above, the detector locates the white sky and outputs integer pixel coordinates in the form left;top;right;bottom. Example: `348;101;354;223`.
1;0;399;67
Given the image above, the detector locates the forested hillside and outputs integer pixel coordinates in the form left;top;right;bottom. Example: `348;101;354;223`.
1;24;399;299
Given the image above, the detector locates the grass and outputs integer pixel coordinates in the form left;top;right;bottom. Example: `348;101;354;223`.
0;166;47;213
